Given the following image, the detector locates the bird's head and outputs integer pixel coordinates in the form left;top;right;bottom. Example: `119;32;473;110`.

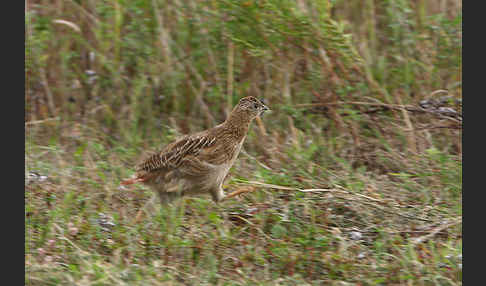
234;96;270;119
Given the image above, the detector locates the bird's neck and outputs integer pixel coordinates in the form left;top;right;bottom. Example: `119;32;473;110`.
223;109;253;140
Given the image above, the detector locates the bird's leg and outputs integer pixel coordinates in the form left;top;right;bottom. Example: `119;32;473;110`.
157;184;171;205
223;186;256;200
158;192;171;205
210;186;226;202
133;193;158;225
158;182;185;205
158;191;184;205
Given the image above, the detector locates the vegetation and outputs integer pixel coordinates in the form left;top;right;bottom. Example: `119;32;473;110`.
26;0;461;284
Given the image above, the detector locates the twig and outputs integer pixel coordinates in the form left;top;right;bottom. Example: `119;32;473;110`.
127;178;438;225
414;125;462;131
52;223;90;256
233;179;336;193
299;188;336;193
224;179;337;200
332;184;385;203
25;117;61;126
52;19;81;33
357;200;434;222
296;101;462;122
429;89;449;97
224;187;256;200
233;180;298;191
395;92;417;154
412;218;462;244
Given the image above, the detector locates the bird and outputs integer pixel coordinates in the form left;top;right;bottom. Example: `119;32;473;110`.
121;96;270;205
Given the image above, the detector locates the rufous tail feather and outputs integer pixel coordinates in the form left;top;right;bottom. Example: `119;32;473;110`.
121;176;146;185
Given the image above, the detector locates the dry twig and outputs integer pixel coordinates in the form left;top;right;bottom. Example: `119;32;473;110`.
412;218;462;244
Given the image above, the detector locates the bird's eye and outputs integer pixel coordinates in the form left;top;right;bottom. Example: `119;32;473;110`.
253;103;259;109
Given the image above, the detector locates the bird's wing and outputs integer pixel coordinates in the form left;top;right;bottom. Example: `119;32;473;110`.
136;133;217;174
175;139;239;177
194;135;242;166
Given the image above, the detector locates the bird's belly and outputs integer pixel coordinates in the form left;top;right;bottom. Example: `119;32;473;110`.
209;162;232;186
210;141;243;185
198;139;243;188
158;162;229;195
150;140;243;196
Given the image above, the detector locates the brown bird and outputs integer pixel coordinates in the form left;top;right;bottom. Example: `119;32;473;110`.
122;96;269;204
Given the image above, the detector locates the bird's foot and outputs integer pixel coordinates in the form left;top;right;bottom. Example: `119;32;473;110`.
223;186;255;200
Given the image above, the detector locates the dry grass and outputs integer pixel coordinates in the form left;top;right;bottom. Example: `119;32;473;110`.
26;114;461;284
26;0;461;284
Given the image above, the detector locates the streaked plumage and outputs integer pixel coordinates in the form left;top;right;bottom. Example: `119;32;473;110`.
122;96;269;204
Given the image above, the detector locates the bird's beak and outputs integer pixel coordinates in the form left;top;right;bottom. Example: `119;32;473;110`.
259;104;270;116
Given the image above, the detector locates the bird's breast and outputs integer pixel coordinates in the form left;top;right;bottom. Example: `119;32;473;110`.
207;138;245;187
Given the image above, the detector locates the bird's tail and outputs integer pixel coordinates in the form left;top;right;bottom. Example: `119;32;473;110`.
121;176;146;185
120;172;158;185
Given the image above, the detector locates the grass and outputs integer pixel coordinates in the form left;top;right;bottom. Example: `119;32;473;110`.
26;117;461;285
26;0;461;284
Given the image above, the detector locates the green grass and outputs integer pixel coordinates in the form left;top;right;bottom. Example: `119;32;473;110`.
26;121;461;285
26;0;461;284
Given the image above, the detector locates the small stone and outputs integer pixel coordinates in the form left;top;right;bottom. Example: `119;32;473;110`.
350;231;362;240
97;213;116;232
437;262;449;268
85;70;97;76
27;172;48;184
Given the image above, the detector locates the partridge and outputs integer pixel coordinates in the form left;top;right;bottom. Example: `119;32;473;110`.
122;96;269;204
